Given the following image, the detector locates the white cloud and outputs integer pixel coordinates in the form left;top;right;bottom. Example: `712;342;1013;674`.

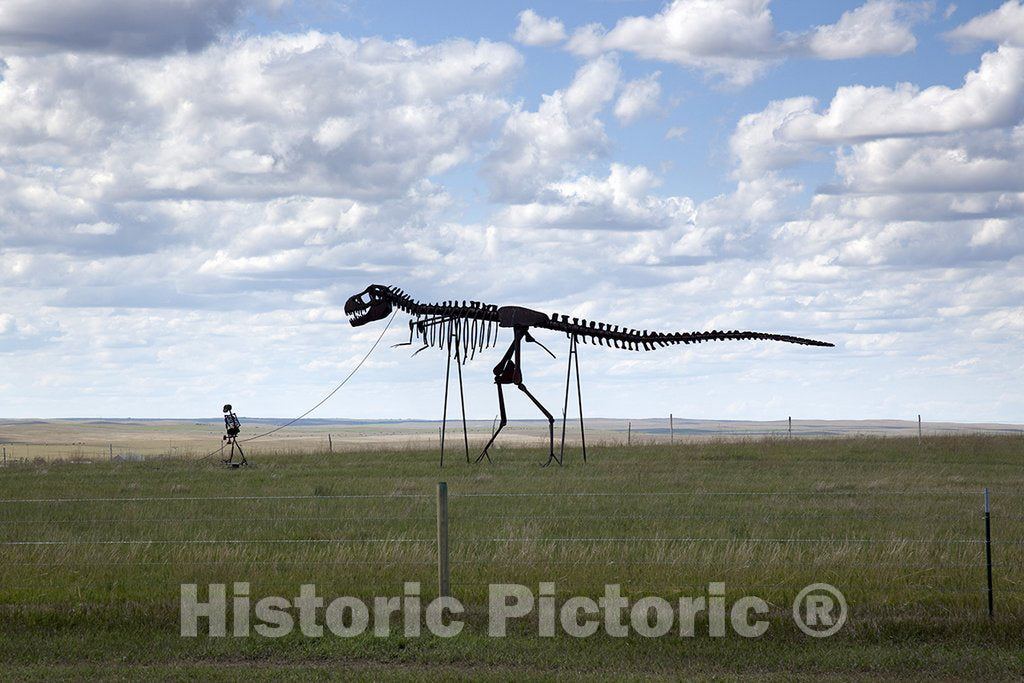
485;56;620;201
730;46;1024;180
787;46;1024;142
665;126;687;140
833;128;1024;194
566;0;779;87
806;0;922;59
513;9;566;46
614;72;662;124
730;96;820;179
946;0;1024;47
497;163;694;233
0;0;282;56
564;0;927;87
0;32;522;254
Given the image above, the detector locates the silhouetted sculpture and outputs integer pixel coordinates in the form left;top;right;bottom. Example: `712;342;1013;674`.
344;285;833;466
222;404;247;466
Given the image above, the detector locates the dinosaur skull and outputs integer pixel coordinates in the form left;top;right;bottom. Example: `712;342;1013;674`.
344;284;393;326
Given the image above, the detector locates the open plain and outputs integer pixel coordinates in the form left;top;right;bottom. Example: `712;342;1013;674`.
0;423;1021;679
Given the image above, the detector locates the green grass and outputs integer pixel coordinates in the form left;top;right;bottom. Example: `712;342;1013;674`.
1;435;1022;679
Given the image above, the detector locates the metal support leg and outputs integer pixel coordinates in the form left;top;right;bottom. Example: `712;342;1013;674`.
223;437;247;466
475;383;506;463
575;337;586;463
559;335;574;462
517;382;557;466
440;331;452;468
558;334;587;464
456;346;469;463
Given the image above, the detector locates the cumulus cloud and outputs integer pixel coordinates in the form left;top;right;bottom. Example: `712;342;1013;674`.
497;163;694;232
614;72;662;124
832;129;1024;195
729;96;822;179
945;0;1024;47
513;9;566;46
485;56;620;202
730;46;1024;180
0;0;282;56
564;0;928;87
567;0;778;87
0;32;521;253
805;0;922;59
780;47;1024;142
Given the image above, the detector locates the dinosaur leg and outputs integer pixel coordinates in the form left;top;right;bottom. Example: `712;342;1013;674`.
516;382;558;466
475;382;506;463
475;331;523;464
235;440;247;466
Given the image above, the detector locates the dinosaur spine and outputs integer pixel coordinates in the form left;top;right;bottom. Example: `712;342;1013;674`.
381;285;833;357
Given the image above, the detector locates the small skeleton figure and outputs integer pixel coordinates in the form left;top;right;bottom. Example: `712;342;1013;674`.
222;404;247;466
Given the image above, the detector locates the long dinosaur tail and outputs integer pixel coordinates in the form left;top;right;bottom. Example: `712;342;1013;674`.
538;313;834;350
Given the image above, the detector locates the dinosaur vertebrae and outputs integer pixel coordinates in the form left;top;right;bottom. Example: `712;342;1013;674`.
385;287;502;361
539;315;834;350
382;286;833;356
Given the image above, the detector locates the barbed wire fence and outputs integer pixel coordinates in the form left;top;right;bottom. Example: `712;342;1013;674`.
0;486;1021;619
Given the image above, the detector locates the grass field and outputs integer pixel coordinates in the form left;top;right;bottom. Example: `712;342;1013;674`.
1;434;1022;680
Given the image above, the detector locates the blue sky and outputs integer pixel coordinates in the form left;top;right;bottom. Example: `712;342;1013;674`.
1;0;1022;422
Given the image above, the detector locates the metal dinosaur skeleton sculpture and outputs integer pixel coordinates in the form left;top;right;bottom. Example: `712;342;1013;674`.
345;284;834;466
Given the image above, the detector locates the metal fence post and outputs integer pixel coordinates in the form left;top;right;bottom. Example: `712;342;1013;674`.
984;487;993;618
437;482;450;597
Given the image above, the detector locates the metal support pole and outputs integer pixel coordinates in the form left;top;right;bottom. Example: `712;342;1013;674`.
440;332;452;468
559;335;573;458
985;487;993;618
918;414;922;443
437;482;450;598
559;334;587;463
574;336;586;463
455;345;469;464
670;413;674;444
788;416;792;437
627;422;631;446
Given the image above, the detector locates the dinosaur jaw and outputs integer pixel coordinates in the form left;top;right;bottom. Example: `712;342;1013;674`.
344;285;393;327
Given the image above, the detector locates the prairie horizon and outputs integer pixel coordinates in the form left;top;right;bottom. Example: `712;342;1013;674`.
2;416;1022;462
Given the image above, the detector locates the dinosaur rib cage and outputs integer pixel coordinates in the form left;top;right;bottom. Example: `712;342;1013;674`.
382;286;833;361
386;287;502;362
